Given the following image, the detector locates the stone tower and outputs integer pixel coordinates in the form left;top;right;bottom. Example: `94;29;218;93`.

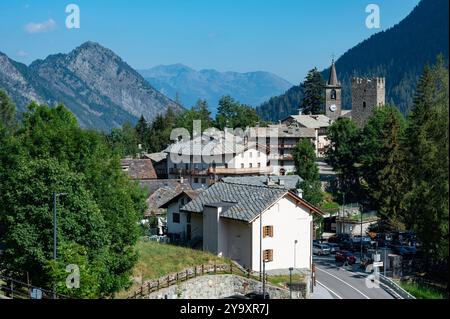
351;77;386;128
325;59;342;120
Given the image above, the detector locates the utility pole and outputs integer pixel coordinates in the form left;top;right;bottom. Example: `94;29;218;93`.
289;267;293;299
360;203;363;262
262;260;266;299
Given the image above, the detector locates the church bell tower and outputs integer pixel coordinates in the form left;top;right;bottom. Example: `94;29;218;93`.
325;59;342;120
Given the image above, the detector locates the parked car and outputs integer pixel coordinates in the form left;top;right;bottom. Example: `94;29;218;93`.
352;235;372;246
313;243;331;256
328;234;350;244
326;243;340;254
389;241;417;256
335;251;357;265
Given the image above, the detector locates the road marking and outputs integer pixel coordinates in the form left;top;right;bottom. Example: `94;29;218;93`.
315;260;396;299
316;280;343;299
316;266;371;299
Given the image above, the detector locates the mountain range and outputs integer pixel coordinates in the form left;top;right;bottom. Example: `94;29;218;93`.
257;0;449;121
138;64;292;113
0;42;181;131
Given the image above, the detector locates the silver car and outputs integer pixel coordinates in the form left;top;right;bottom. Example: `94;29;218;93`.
313;243;331;256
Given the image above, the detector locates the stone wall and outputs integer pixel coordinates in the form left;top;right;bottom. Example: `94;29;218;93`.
351;77;385;128
145;274;310;299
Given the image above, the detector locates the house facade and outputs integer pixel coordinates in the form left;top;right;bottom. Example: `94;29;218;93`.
165;132;271;189
160;182;323;272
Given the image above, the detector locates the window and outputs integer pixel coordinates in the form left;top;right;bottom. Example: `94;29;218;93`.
363;101;367;108
201;178;207;184
331;89;337;100
186;213;191;224
225;163;228;169
173;213;180;224
249;152;253;158
249;163;253;168
258;163;261;168
257;152;261;157
263;249;273;262
263;226;274;238
194;178;199;183
241;163;245;169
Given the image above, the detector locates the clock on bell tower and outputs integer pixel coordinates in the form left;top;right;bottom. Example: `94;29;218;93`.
325;59;342;120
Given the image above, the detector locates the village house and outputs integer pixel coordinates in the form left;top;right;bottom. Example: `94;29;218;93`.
120;157;158;180
159;181;324;272
164;131;271;189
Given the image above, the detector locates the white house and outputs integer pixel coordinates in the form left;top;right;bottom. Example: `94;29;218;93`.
160;181;324;272
165;131;271;189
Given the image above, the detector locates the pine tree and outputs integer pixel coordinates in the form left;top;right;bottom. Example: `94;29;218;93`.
300;68;325;115
404;56;449;268
359;106;408;228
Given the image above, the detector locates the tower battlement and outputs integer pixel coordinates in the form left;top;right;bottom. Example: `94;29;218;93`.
351;77;385;87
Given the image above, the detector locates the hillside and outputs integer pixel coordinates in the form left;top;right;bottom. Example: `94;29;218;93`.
138;64;292;113
0;42;181;131
257;0;449;121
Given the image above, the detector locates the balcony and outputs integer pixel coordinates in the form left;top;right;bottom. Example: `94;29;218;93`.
208;167;273;175
169;168;209;176
269;154;294;161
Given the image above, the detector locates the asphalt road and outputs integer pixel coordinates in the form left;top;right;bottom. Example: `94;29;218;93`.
313;256;395;299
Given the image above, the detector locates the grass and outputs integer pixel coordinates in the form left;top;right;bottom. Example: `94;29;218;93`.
399;281;449;299
267;274;306;287
134;241;226;281
115;240;226;298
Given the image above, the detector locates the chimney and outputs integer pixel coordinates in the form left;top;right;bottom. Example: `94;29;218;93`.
180;177;184;184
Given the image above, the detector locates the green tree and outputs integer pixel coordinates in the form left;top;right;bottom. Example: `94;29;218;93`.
292;139;323;205
215;96;260;130
300;68;325;115
325;118;362;202
0;103;146;297
135;115;149;149
0;90;17;133
403;56;449;268
176;99;213;134
108;122;140;157
359;106;408;228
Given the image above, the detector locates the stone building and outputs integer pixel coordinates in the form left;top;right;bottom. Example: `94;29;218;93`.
351;77;386;128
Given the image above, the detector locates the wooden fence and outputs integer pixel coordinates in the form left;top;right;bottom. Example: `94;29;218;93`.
128;262;264;299
0;273;69;299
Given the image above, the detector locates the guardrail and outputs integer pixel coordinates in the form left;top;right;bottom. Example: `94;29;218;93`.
0;273;69;299
379;274;416;299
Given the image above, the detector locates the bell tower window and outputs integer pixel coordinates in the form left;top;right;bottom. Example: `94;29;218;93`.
330;89;337;100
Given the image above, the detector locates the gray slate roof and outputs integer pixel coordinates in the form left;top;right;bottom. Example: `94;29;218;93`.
181;182;288;222
221;175;303;191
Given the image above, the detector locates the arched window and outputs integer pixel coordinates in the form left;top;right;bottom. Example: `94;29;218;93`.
331;89;337;100
363;101;367;108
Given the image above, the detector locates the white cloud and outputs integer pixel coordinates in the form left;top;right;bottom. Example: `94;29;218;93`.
17;50;28;57
24;19;57;34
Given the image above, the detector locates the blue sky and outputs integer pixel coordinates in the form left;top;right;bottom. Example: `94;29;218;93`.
0;0;420;83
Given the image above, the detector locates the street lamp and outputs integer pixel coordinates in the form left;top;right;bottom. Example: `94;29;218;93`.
289;267;294;299
294;240;298;269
